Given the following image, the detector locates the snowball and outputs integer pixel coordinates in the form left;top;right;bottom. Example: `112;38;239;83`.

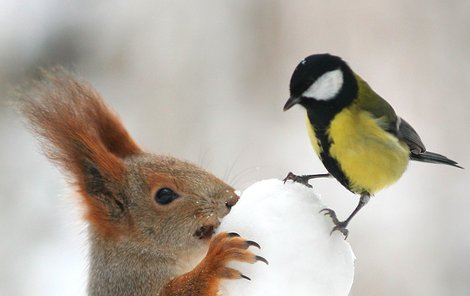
218;179;355;296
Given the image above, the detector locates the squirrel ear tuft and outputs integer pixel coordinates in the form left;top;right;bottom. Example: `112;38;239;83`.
87;89;141;159
18;68;138;237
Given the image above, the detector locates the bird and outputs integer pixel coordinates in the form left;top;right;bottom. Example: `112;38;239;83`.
283;53;462;237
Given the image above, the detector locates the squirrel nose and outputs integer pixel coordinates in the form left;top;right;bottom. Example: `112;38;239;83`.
225;195;239;209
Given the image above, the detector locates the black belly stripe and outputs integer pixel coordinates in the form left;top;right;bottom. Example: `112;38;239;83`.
307;111;352;192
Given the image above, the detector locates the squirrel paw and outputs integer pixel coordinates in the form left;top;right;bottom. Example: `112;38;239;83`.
160;233;267;296
202;232;268;281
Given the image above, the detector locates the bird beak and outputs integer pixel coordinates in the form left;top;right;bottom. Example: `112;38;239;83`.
283;96;301;111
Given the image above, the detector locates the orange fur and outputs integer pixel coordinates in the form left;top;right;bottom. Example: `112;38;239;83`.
161;232;261;296
19;69;140;237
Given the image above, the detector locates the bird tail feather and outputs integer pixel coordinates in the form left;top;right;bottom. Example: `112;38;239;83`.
410;151;463;169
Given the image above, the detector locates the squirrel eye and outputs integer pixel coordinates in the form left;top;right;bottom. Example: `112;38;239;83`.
155;188;178;205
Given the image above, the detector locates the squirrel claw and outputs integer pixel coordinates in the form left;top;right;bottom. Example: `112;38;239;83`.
256;255;269;265
201;232;267;281
246;240;261;249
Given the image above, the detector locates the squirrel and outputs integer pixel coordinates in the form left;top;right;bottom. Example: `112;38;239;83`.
18;69;267;295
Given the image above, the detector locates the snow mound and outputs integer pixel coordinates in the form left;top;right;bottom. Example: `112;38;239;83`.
218;179;355;296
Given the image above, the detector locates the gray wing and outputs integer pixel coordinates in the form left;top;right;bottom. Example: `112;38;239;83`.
395;117;426;154
354;76;425;154
395;117;461;168
356;77;461;167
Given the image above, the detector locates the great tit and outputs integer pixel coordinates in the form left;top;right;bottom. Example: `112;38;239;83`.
283;53;462;237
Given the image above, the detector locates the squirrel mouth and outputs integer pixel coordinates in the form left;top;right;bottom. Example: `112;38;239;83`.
194;224;215;240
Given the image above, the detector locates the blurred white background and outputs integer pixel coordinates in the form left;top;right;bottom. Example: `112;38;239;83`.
0;0;469;295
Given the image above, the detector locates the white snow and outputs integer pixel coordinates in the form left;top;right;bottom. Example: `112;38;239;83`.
218;179;355;296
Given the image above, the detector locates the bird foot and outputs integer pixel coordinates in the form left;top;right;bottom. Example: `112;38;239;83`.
282;172;313;188
319;208;349;239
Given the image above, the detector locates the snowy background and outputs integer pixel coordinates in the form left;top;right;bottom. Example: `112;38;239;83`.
0;0;469;295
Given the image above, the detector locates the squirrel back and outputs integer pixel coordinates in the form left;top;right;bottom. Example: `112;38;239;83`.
19;69;266;295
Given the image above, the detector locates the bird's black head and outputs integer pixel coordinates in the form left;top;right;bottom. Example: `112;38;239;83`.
284;54;358;126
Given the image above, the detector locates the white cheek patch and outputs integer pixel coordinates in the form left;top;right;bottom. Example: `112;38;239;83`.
302;69;344;101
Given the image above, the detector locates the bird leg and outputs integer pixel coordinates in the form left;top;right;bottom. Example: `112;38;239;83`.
320;193;370;239
282;172;331;188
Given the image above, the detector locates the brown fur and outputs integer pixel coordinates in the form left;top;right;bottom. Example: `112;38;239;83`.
18;69;263;295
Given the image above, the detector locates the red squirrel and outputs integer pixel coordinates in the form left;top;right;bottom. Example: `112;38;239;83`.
19;69;267;295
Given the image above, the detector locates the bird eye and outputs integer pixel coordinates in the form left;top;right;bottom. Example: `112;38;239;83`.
154;188;178;205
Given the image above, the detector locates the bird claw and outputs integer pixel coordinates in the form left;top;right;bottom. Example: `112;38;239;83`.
319;208;340;224
282;172;313;188
320;208;349;239
331;225;349;239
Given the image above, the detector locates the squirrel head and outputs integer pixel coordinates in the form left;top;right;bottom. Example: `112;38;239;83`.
113;153;238;253
19;68;238;257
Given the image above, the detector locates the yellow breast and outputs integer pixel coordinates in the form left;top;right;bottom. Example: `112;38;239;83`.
310;105;410;194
